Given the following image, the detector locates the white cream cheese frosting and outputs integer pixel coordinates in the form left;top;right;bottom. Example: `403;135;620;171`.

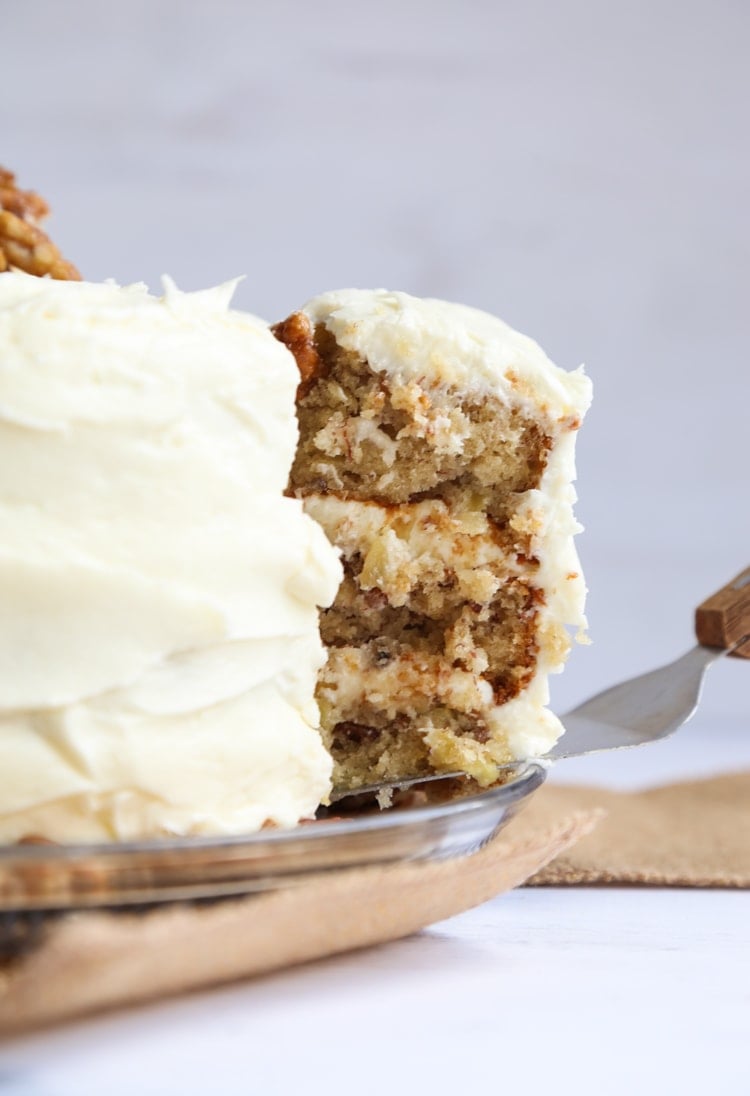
0;272;342;841
302;289;592;422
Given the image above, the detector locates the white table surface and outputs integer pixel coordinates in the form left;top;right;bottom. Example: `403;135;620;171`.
1;1;749;1091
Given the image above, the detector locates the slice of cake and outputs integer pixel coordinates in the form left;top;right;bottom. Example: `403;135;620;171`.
0;272;341;841
274;290;592;791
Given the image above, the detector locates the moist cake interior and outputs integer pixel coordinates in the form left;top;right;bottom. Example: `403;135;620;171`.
274;309;580;792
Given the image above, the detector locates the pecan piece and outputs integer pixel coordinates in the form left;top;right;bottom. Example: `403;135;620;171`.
0;166;80;280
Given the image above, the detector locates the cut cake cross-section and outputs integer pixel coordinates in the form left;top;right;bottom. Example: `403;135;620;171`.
273;289;592;791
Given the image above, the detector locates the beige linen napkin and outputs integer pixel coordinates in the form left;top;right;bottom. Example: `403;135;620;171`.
1;769;748;1034
527;770;750;886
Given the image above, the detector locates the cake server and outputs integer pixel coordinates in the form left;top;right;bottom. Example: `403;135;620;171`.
332;564;750;801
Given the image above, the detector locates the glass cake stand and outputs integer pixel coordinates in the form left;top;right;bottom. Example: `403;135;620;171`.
0;762;545;957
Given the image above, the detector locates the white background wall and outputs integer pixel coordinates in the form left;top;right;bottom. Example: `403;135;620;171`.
3;0;748;721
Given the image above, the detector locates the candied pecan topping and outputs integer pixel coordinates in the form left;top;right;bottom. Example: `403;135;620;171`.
272;311;327;398
0;166;80;280
0;168;48;223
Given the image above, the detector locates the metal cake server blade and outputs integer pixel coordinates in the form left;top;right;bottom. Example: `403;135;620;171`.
542;560;749;759
547;642;736;759
331;564;750;803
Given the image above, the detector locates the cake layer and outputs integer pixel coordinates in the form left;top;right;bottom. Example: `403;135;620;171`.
306;493;548;696
280;313;554;521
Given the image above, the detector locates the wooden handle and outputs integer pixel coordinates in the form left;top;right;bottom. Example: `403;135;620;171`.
695;565;750;659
